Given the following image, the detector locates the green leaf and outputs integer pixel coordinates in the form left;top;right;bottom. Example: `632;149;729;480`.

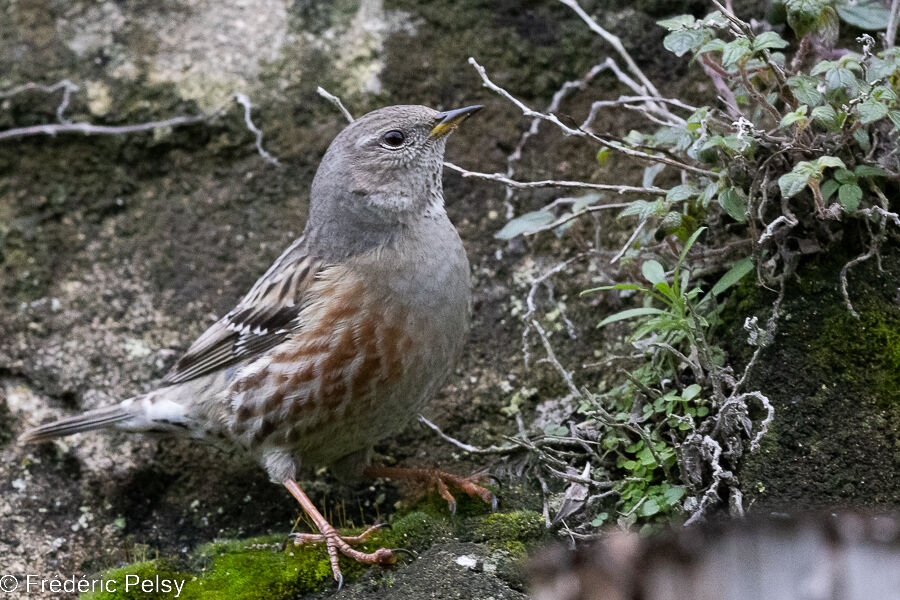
780;104;809;127
752;31;789;51
590;512;609;527
664;29;707;57
857;97;889;124
815;156;846;170
666;184;699;203
678;226;706;268
596;147;611;164
657;14;696;30
494;210;555;240
642;260;667;285
698;38;726;53
687;106;709;131
825;68;859;94
811;59;837;76
711;257;753;295
853;128;872;151
785;0;834;37
821;178;840;202
682;384;702;401
838;183;862;211
871;84;898;103
778;169;810;199
718;187;748;222
598;307;669;328
639;498;661;517
889;110;900;129
811;104;838;128
868;56;900;82
571;193;604;212
835;0;891;30
816;5;840;46
581;284;650;295
662;486;687;505
854;165;887;178
787;75;824;106
721;38;752;66
661;211;683;231
834;168;855;184
702;11;729;27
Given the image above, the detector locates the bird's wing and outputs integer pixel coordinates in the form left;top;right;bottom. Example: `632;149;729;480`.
161;237;323;386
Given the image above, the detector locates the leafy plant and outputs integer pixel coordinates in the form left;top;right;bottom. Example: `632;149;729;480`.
483;0;898;533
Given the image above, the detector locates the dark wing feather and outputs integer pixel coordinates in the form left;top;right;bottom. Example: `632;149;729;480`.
161;237;321;386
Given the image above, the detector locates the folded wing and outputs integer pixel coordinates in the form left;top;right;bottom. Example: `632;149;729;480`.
162;237;323;385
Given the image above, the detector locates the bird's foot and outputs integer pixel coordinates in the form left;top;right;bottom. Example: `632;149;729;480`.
290;522;387;545
284;479;404;589
364;465;498;515
291;524;396;589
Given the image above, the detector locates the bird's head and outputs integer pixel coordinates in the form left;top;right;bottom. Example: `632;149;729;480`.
308;104;481;231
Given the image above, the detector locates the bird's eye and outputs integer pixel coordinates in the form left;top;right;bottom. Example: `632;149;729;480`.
382;130;406;148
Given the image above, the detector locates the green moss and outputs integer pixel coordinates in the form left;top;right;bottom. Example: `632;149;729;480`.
735;247;900;510
80;504;550;599
811;299;900;407
188;538;331;598
388;510;451;547
470;511;545;545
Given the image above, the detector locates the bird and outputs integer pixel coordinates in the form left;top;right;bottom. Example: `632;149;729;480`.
20;103;492;586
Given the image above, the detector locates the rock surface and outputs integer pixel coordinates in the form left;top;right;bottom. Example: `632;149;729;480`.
1;0;897;598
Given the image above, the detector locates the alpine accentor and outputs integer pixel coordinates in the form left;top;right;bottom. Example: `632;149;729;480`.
21;104;490;585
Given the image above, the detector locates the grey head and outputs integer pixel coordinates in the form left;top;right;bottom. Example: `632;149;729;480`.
304;104;481;260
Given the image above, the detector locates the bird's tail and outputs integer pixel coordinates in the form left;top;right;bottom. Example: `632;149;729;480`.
19;393;190;444
19;403;135;443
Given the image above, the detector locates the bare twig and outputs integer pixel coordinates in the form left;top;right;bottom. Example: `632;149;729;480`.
739;391;774;452
316;86;355;123
0;115;208;142
840;248;875;319
522;255;587;367
417;414;516;455
0;87;279;165
557;0;661;98
442;162;666;195
684;435;735;525
468;57;717;178
525;204;632;236
0;79;78;124
532;320;581;398
506;61;610;206
610;219;647;264
698;56;742;120
886;0;899;49
234;93;280;166
581;94;698;129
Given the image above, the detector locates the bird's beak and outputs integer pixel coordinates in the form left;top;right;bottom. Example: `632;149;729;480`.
429;105;483;139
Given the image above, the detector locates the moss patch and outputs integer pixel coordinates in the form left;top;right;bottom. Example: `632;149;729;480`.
811;300;900;408
79;500;547;599
735;247;900;510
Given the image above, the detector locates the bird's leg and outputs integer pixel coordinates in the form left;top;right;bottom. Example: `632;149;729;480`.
362;465;498;515
283;479;396;588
